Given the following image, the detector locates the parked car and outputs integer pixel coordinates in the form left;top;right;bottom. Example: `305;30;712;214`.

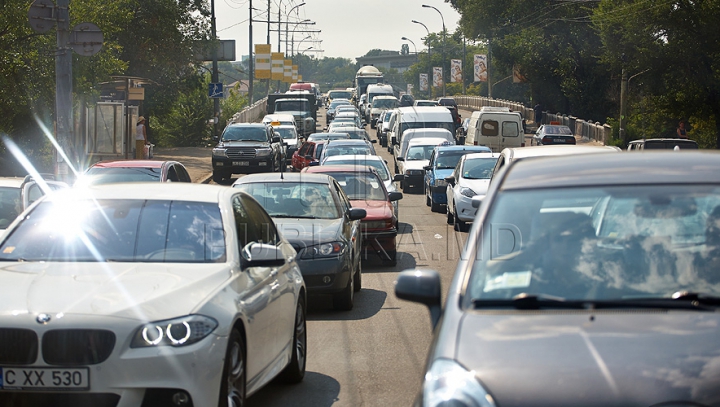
445;152;499;231
291;139;328;171
232;173;366;310
424;144;492;212
303;165;402;266
76;160;191;186
319;139;377;164
534;124;577;145
396;151;720;407
211;122;284;183
0;183;307;406
0;175;68;233
627;138;699;150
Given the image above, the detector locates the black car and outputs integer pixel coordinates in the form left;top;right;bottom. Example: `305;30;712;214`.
397;151;720;407
211;123;284;183
233;173;366;311
399;94;415;107
438;97;462;132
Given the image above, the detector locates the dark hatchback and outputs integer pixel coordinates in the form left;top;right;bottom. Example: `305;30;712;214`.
397;151;720;407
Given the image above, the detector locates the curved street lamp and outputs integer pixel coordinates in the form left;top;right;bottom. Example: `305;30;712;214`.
422;4;446;96
401;36;417;55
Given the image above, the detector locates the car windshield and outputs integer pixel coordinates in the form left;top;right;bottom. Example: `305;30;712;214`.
461;157;497;179
222;127;267;141
0;187;21;228
372;99;398;109
83;167;162;184
275;100;308;111
327;159;389;181
406;145;435;160
467;185;720;303
434;152;466;169
326;172;386;201
324;145;372;158
0;199;225;263
415;101;437;106
233;182;340;219
345;130;369;140
400;121;454;134
329;91;352;100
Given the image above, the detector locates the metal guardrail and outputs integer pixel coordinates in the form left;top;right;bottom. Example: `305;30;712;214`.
230;97;268;124
454;96;612;145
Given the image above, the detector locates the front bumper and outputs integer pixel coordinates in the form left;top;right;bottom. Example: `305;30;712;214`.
455;194;479;222
362;229;397;251
431;185;447;204
212;157;274;174
296;256;351;294
404;173;424;190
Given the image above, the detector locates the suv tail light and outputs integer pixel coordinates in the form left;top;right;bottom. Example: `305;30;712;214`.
542;137;552;144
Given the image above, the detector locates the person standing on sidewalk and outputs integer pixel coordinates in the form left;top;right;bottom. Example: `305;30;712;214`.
136;116;148;159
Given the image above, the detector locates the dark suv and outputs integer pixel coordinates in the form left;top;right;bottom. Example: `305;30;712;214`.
211;123;283;183
437;97;462;133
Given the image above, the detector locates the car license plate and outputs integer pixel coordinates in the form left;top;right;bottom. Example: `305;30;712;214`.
0;367;89;391
233;161;250;166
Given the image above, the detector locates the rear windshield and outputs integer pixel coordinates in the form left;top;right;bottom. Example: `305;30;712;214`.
84;167;161;183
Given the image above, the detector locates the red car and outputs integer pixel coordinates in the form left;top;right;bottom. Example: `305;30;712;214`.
303;165;402;266
291;140;327;171
77;160;192;185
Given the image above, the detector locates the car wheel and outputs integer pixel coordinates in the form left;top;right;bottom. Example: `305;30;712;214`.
353;258;362;292
278;298;307;383
430;198;442;213
332;272;354;311
213;170;229;184
454;206;468;232
219;328;245;407
447;207;454;224
426;190;431;207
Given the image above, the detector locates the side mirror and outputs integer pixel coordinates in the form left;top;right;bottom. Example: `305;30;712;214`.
395;269;442;329
347;207;367;221
445;176;455;186
308;161;320;167
393;174;405;182
397;157;404;162
241;242;285;268
272;136;281;143
213;135;219;142
423;165;431;171
388;192;403;202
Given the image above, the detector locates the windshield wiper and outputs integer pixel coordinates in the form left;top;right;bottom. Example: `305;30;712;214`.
472;292;717;311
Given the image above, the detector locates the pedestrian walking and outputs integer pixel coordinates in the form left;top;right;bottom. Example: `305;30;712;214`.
136;116;148;159
533;103;543;127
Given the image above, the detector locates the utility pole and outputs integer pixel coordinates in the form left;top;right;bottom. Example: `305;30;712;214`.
248;0;254;103
211;0;220;139
487;39;492;98
619;68;627;144
55;0;73;180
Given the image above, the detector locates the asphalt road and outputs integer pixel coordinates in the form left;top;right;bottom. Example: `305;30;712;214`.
191;107;472;406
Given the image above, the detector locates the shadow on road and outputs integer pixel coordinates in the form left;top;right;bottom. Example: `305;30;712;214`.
247;371;340;407
397;222;414;235
307;288;387;320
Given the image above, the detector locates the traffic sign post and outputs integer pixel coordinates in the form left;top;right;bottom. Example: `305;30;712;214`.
209;83;224;99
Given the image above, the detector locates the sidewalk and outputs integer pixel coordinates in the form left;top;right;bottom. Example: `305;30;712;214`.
152;146;213;184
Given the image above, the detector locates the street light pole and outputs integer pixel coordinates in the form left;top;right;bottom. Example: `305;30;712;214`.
422;4;446;97
412;19;432;98
248;0;254;103
211;0;220;138
401;37;417;55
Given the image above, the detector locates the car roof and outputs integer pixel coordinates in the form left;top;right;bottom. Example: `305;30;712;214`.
324;154;384;162
502;151;720;190
89;160;166;169
326;139;371;146
233;172;333;184
404;128;453;137
263;113;294;120
462;152;499;160
303;165;378;175
227;122;267;128
407;137;450;147
435;145;492;153
50;183;228;203
629;138;698;143
503;145;620;161
0;177;26;188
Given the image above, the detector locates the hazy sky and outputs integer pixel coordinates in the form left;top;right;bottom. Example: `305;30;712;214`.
214;0;460;62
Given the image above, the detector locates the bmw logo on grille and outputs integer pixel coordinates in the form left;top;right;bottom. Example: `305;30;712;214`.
36;313;51;324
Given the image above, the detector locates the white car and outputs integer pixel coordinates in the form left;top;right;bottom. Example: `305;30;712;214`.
321;154;403;222
272;124;301;163
262;113;296;128
446;152;499;231
0;175;67;235
0;183;307;406
397;137;449;193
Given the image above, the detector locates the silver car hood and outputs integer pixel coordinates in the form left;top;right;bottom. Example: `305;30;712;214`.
455;311;720;406
0;262;231;321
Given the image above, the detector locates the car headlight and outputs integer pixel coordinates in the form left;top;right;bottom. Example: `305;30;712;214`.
212;148;228;158
300;242;346;259
256;147;272;157
423;359;496;407
460;187;477;198
434;178;447;187
131;315;218;348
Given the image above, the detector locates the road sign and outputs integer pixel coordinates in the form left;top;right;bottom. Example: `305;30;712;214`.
209;83;223;98
28;0;55;34
71;22;103;56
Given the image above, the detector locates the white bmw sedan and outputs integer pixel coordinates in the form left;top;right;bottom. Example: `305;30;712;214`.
0;183;306;407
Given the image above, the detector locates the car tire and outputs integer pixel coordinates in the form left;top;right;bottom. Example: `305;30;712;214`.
426;191;431;207
454;206;468;232
353;258;362;292
213;170;229;184
219;328;245;407
333;273;354;311
430;199;442;213
278;298;307;384
447;207;454;224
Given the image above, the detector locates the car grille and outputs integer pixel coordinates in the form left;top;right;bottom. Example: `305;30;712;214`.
0;328;39;364
42;329;116;366
226;147;257;159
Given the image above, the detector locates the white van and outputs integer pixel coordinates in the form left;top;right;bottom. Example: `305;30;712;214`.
466;107;524;152
365;84;394;121
396;137;450;192
393;128;454;174
369;95;399;128
390;106;455;155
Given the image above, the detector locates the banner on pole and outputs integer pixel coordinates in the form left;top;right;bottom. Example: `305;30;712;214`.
292;65;298;81
271;52;284;80
513;65;526;83
283;59;292;83
451;59;462;83
474;54;487;82
433;67;443;88
407;83;413;96
419;74;428;91
254;44;271;79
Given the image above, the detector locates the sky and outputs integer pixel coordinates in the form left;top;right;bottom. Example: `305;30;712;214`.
214;0;461;62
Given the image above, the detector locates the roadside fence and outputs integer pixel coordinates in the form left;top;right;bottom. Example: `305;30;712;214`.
231;97;268;124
